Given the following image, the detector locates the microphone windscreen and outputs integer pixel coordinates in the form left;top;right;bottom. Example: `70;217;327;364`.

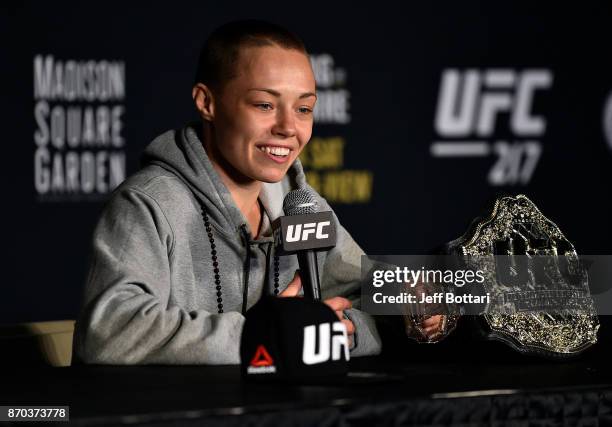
283;188;319;216
240;296;350;382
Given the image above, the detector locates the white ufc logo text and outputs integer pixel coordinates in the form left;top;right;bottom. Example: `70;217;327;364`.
302;322;350;365
435;69;552;137
286;221;331;242
432;68;553;186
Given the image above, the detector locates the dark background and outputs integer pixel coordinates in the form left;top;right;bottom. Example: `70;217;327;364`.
2;1;611;328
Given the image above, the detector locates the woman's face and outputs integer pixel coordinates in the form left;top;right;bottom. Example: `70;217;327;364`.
209;45;316;183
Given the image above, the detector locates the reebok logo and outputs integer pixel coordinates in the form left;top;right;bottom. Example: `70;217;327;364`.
247;345;277;374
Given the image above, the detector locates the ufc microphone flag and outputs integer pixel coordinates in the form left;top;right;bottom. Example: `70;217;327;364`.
273;211;336;253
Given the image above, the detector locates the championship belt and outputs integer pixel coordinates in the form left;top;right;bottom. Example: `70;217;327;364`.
445;194;599;358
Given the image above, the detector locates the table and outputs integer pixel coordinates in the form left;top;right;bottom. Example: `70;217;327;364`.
1;346;611;426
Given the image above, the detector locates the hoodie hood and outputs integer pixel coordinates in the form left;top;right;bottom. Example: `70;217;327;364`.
140;123;308;237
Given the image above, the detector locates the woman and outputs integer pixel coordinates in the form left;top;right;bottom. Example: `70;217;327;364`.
73;20;389;365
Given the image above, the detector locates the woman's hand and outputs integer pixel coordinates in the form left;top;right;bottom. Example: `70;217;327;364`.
420;315;444;341
278;270;303;297
279;271;355;345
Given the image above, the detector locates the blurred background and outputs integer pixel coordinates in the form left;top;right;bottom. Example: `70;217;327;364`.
2;1;611;325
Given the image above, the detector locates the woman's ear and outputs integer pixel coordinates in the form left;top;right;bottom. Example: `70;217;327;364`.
192;83;215;121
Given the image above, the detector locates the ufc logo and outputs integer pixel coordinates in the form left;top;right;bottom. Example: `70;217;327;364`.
435;69;553;137
302;322;350;365
286;221;331;242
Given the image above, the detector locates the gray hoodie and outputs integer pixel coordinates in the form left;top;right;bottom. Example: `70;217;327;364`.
73;124;381;365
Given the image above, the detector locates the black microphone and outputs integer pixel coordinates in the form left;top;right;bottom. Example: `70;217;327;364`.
283;189;322;301
274;189;337;301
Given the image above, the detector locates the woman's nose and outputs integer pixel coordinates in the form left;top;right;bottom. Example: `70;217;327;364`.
271;108;296;138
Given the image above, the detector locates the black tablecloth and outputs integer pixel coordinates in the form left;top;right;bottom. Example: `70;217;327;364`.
2;351;612;426
2;317;612;425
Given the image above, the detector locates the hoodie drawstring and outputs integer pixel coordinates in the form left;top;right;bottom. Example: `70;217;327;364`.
263;242;272;295
240;224;251;315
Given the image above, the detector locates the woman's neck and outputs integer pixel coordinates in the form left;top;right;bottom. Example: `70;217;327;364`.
200;124;262;235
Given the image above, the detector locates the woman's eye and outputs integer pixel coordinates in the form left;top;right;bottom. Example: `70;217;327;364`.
255;103;273;111
298;106;313;114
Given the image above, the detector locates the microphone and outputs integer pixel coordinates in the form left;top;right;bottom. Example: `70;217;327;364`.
273;189;337;301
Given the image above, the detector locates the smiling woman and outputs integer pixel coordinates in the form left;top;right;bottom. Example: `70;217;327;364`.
72;20;382;365
193;45;316;185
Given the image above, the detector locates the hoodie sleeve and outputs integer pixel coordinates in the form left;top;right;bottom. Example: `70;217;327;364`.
316;195;383;357
73;187;244;365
